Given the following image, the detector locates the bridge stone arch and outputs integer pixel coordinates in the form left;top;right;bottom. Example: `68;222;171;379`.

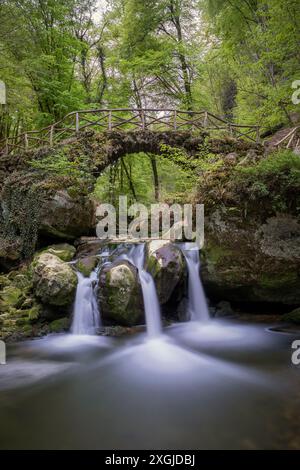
88;130;208;177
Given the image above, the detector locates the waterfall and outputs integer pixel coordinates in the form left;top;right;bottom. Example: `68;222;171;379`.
71;271;101;335
121;244;162;338
181;243;210;322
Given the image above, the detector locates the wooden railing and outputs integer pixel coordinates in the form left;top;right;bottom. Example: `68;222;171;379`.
274;126;300;149
0;109;261;156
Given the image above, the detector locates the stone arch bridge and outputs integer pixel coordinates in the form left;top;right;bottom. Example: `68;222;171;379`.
0;109;265;266
1;108;262;156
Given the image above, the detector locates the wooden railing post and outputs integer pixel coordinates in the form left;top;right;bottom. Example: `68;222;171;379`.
24;133;29;151
108;111;112;131
203;111;208;128
287;130;295;149
75;112;79;133
141;110;145;130
50;125;54;147
256;127;260;143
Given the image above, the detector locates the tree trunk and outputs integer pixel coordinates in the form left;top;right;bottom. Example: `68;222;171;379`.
148;153;160;201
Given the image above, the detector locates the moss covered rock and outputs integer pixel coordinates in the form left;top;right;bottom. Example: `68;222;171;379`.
98;260;143;326
49;317;70;333
145;240;185;304
201;210;300;306
282;308;300;324
44;243;76;262
32;253;77;307
75;256;98;277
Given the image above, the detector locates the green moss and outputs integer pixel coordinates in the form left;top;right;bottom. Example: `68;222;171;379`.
76;256;98;277
0;286;24;311
282;308;300;324
146;255;161;278
11;274;32;290
49;317;70;333
260;271;298;289
43;244;76;262
203;243;233;265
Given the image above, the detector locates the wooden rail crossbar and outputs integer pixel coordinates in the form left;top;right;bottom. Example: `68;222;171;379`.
274;126;300;150
0;108;262;156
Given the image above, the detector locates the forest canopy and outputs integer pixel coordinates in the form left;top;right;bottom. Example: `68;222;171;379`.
0;0;299;140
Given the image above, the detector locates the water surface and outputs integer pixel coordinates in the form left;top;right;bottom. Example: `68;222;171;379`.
0;319;299;450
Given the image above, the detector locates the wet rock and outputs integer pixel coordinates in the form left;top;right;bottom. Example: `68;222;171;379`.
98;260;143;326
39;190;95;240
75;256;98;277
49;317;70;333
282;308;300;324
100;325;146;337
214;301;234;318
145;240;185;304
201;211;300;306
75;238;105;257
176;298;190;322
32;253;77;307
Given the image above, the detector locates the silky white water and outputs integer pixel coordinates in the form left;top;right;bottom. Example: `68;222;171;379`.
181;243;210;322
121;244;162;338
71;271;101;335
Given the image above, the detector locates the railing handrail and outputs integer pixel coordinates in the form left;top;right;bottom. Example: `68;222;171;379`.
274;126;299;148
0;108;262;154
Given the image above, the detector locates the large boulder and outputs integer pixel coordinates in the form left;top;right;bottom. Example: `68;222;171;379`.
145;240;185;304
39;190;95;240
32;253;78;307
98;260;143;326
201;211;300;306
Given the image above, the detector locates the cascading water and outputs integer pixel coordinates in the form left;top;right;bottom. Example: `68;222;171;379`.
121;244;162;338
181;243;210;322
71;271;101;335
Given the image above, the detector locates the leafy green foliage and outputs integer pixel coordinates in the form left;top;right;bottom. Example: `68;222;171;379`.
29;151;90;180
200;0;300;127
93;152;196;206
195;148;300;216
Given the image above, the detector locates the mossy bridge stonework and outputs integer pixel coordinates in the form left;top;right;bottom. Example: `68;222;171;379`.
0;108;262;156
0;127;265;193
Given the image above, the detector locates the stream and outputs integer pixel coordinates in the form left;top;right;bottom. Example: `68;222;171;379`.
0;242;299;449
0;320;299;449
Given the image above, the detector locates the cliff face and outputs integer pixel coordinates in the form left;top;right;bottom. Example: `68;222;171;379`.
202;211;300;306
196;147;300;307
